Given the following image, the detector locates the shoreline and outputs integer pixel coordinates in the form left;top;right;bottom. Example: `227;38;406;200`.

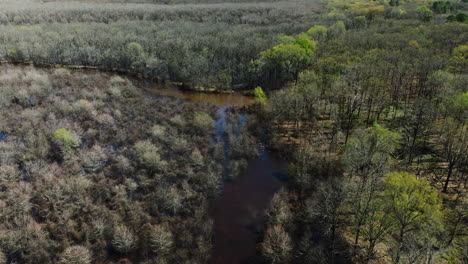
0;60;251;95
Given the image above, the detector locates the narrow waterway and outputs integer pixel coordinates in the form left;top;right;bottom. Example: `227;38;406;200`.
148;85;288;264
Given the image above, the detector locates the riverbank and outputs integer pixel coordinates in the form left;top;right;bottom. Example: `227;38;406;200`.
0;61;252;94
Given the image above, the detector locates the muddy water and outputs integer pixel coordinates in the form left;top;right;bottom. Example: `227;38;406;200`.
149;84;288;264
148;85;255;107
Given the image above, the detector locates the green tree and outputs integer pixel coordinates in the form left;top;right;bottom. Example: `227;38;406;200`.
416;6;434;22
445;92;468;125
450;45;468;72
306;25;328;42
456;13;468;22
51;128;80;153
343;123;400;256
328;21;346;38
384;172;442;263
254;86;267;105
52;128;80;148
253;38;315;86
126;42;146;71
435;118;467;193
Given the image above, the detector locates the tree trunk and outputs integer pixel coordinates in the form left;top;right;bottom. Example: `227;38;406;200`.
443;162;454;193
395;228;405;264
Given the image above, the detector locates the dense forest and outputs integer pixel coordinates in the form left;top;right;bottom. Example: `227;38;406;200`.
0;66;258;264
0;0;467;263
0;0;319;89
254;0;468;263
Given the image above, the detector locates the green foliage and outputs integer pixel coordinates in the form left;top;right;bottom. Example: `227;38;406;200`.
193;111;214;131
432;1;454;14
390;7;405;18
52;128;80;150
6;47;17;59
384;172;443;262
353;15;367;29
328;21;346;38
254;86;267;105
389;0;400;7
384;172;442;232
294;37;317;58
456;13;468;22
126;42;146;70
343;123;401;174
306;25;328;42
447;14;457;22
0;1;316;89
416;6;434;22
450;44;468;72
254;37;315;86
445;91;468;123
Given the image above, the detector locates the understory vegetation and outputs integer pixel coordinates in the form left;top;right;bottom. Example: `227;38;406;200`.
0;66;256;264
254;0;467;263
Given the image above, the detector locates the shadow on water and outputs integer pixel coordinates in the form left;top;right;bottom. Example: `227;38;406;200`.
209;143;288;264
145;83;288;264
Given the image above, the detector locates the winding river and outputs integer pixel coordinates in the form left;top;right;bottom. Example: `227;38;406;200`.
148;85;288;264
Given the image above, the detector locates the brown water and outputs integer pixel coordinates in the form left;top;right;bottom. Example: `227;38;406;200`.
147;84;288;264
147;84;255;107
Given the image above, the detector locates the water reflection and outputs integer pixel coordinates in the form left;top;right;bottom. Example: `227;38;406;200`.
146;84;255;107
146;83;287;264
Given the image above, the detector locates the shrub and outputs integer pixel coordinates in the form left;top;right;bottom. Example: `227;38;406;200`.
51;128;80;150
72;99;96;120
135;140;166;171
447;14;457;22
151;125;166;140
432;1;454;14
193;111;214;132
416;6;433;22
0;165;21;184
170;115;186;128
59;246;92;264
254;86;267;105
191;148;204;167
353;16;367;29
456;13;468;22
328;21;346;38
81;145;108;173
